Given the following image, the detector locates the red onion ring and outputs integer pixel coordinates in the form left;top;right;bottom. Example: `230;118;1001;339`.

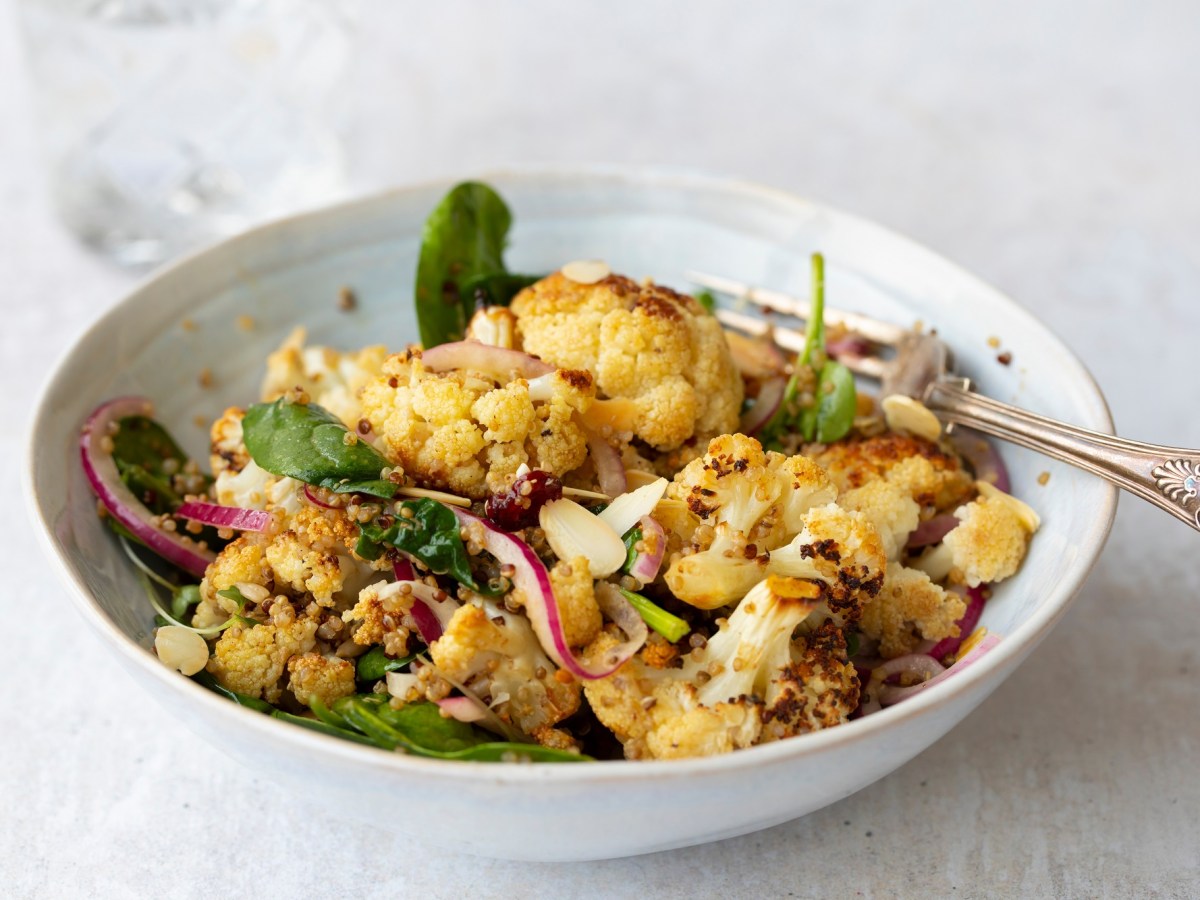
628;515;666;583
392;560;416;582
303;485;340;509
435;696;488;724
421;341;554;380
177;501;270;533
906;513;960;549
826;336;873;359
585;429;627;497
80;397;215;578
450;507;646;680
927;585;987;660
878;632;1001;706
952;431;1012;493
410;599;445;644
740;376;785;436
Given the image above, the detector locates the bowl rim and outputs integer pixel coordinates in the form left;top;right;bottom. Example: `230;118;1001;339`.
25;164;1118;785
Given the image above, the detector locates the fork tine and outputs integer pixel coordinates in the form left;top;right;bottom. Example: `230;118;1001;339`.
715;308;889;380
688;270;908;346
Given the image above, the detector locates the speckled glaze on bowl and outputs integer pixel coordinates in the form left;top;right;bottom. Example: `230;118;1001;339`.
26;167;1116;861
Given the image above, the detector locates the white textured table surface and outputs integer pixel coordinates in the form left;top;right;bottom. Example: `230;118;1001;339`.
4;1;1199;897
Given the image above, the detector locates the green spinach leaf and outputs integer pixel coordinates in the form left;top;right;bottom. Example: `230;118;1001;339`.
814;360;857;443
242;398;396;499
356;498;480;589
761;252;858;446
621;526;643;574
415;181;517;348
110;415;209;517
459;271;541;309
334;696;591;762
356;646;419;682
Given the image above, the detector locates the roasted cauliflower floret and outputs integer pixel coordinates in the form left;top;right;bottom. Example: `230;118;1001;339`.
585;576;857;759
767;503;888;626
197;507;373;617
548;557;602;648
760;620;860;741
360;349;593;499
430;601;581;737
808;432;974;513
209;406;250;476
207;614;320;702
261;327;387;427
286;652;356;708
341;580;418;657
581;633;759;760
663;434;838;609
839;479;920;561
511;272;743;452
264;507;363;606
860;563;967;658
920;484;1038;587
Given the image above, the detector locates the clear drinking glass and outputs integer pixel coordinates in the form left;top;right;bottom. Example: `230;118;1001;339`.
17;0;357;267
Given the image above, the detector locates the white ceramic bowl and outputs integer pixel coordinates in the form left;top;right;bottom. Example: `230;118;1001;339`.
26;167;1116;861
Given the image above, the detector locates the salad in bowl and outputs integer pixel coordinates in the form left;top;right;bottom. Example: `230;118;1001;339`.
80;182;1038;764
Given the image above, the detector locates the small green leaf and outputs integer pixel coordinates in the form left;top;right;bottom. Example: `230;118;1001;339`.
242;398;396;500
172;584;202;620
356;646;419;682
694;289;716;314
356;498;482;591
621;526;643;573
415;182;517;348
459;271;542;308
814;361;857;444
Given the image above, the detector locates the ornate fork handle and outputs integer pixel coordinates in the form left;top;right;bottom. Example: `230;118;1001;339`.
926;379;1200;530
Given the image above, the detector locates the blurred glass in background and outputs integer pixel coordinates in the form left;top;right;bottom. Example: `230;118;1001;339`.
17;0;357;267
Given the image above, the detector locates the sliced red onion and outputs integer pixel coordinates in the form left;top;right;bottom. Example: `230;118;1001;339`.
376;576;458;644
585;429;627;497
435;695;488;724
303;485;341;509
826;336;874;359
878;632;1001;706
177;500;271;533
80;396;215;578
906;513;960;549
952;432;1012;493
450;507;647;680
927;585;987;660
421;341;553;380
740;376;785;435
724;331;788;380
628;515;666;583
595;582;650;649
409;599;444;644
392;560;416;582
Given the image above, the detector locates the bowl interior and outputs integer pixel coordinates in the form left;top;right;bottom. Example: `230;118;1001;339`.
26;168;1116;857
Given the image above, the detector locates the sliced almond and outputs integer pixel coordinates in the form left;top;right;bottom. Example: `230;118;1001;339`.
882;394;942;442
976;480;1041;532
155;626;209;676
561;259;611;285
538;497;626;577
598;477;669;538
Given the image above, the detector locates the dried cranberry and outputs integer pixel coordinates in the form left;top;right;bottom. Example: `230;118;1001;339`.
485;470;563;531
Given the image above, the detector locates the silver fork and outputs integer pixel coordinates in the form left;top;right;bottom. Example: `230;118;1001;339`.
690;271;1200;531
